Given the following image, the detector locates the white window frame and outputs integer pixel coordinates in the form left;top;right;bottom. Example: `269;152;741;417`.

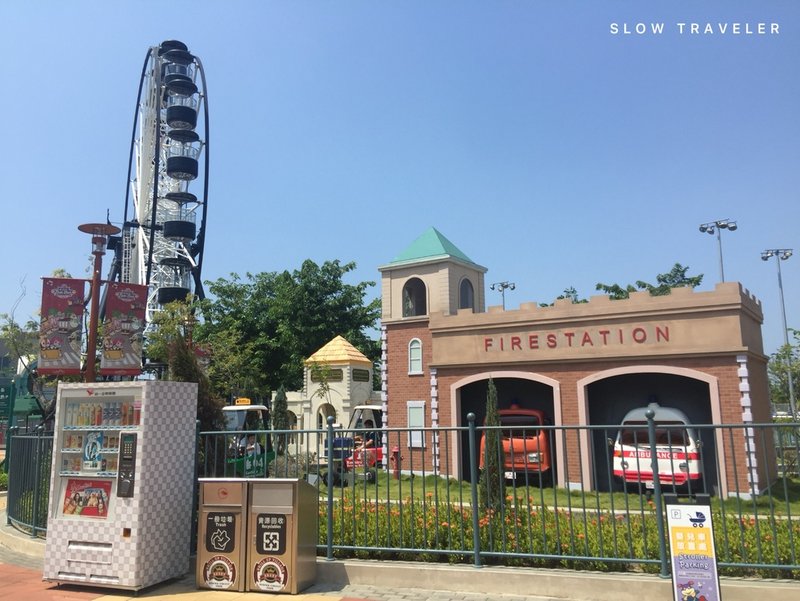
407;400;426;448
408;338;423;375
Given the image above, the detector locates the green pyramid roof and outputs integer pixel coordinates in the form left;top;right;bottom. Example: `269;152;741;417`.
382;227;483;269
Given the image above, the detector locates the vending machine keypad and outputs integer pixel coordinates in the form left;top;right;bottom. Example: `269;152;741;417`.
117;433;138;498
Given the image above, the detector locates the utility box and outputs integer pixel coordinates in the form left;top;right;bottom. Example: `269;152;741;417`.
196;478;248;592
247;478;317;594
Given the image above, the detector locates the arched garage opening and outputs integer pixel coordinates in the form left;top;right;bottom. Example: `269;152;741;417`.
584;370;719;494
454;374;557;482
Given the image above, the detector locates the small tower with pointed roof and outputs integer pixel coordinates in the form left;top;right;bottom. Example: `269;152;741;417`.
378;227;487;322
304;335;376;414
276;336;380;434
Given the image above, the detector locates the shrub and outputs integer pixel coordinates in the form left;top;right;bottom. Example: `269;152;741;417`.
317;493;800;580
269;452;315;478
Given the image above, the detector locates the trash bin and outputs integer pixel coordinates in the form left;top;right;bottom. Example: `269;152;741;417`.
247;478;318;594
196;478;248;591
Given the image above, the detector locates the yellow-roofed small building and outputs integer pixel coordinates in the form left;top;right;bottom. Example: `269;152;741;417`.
273;335;380;456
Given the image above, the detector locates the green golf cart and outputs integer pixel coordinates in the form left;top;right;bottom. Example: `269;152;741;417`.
222;398;275;477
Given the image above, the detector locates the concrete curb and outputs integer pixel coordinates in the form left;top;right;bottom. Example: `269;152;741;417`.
0;497;47;559
316;559;799;601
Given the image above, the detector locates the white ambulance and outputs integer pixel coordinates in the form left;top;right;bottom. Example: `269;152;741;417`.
612;403;703;492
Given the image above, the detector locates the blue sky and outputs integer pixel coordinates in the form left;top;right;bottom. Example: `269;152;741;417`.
1;1;798;355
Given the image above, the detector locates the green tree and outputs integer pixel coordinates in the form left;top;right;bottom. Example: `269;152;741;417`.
201;328;260;403
0;315;38;376
144;299;195;367
540;286;588;307
768;329;800;415
199;259;380;393
272;385;289;455
146;299;224;432
169;330;224;432
308;361;335;407
50;268;73;278
596;263;703;300
479;378;504;510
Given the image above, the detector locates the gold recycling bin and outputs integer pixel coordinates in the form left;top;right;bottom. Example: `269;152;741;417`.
196;478;248;592
247;478;318;594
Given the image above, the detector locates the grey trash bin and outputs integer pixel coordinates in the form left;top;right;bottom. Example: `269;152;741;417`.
247;478;318;594
196;478;248;592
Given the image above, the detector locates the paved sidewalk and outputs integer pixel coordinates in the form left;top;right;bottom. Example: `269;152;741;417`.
0;493;553;601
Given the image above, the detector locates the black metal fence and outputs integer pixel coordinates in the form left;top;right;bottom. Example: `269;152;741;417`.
196;415;800;579
5;428;52;538
6;417;799;578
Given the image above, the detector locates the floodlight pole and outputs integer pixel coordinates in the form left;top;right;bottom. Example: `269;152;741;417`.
762;249;796;417
699;219;737;283
490;281;515;310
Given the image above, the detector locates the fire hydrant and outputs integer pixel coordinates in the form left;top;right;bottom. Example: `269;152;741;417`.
390;446;402;479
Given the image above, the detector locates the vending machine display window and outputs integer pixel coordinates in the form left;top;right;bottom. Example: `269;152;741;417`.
57;393;138;482
52;390;143;525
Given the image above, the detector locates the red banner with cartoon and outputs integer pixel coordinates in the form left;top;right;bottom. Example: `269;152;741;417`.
100;283;147;376
61;478;112;519
38;278;86;375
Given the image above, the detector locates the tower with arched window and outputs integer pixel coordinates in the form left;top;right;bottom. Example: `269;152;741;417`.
379;227;487;321
378;227;486;474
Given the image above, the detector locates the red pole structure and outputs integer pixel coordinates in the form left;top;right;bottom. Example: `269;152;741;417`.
78;223;121;383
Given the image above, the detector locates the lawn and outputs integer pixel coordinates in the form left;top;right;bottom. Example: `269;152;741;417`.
316;470;800;517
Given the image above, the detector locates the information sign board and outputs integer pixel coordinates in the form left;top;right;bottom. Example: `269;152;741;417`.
255;513;287;555
666;497;722;601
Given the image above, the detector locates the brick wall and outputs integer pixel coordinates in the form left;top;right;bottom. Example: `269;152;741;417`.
385;321;766;494
384;320;433;473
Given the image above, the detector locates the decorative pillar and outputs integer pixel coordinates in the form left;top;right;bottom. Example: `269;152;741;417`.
737;354;758;496
380;325;388;470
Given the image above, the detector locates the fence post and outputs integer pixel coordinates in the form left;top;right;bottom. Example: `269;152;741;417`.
6;427;17;526
646;408;670;578
467;413;482;568
326;416;335;561
191;419;200;554
30;427;44;538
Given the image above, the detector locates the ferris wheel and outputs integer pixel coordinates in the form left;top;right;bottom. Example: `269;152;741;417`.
118;39;209;330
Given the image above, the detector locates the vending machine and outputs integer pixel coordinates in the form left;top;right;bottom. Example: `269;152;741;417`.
43;380;198;591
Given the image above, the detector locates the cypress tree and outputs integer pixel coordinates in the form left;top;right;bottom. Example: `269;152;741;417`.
272;385;289;455
479;377;504;510
168;333;224;433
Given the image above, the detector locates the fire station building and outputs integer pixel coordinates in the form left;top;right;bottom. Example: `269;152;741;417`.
378;227;773;497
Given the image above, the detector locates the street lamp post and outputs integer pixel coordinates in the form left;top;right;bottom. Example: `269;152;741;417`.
490;281;515;310
699;219;737;282
78;222;121;383
761;248;796;417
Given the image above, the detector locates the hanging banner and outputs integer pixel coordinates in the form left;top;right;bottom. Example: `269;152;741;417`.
39;278;86;375
99;283;148;376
